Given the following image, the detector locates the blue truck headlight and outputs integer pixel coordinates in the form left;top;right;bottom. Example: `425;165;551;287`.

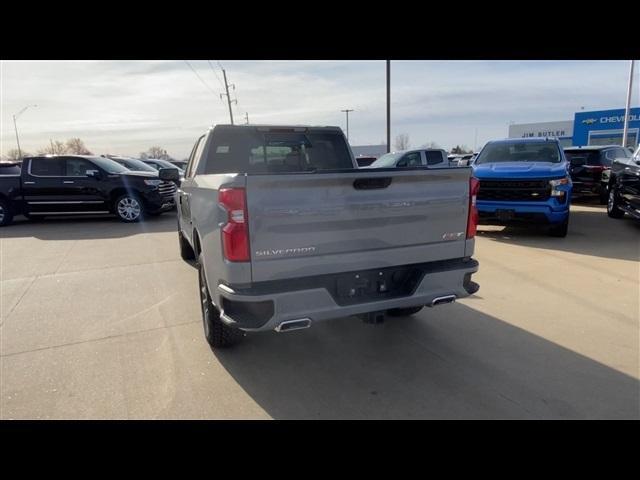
144;179;162;186
549;177;570;196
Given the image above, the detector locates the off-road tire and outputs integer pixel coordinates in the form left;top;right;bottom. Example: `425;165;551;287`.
0;199;13;227
548;217;569;237
607;186;625;219
179;230;195;260
198;256;245;348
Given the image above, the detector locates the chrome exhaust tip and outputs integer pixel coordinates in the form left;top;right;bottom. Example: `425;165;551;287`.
275;318;312;333
429;295;456;307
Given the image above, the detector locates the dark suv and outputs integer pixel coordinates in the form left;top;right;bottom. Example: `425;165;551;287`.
564;145;631;204
607;145;640;221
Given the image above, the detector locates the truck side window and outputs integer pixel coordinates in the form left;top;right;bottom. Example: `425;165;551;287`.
29;157;64;176
65;157;94;177
401;152;421;167
425;151;443;165
187;135;206;178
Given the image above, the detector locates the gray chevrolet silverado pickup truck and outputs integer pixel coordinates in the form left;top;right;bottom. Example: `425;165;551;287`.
165;124;480;348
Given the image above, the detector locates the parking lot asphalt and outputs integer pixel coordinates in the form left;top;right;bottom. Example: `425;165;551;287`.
1;200;638;419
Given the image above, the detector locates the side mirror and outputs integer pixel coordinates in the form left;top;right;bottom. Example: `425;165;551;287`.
158;167;180;182
86;169;101;179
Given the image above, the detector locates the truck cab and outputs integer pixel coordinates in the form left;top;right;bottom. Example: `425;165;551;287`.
472;138;572;237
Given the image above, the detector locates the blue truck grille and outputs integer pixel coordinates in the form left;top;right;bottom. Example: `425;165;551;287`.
477;179;551;202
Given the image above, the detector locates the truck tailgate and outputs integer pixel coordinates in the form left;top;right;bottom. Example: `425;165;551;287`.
246;168;471;282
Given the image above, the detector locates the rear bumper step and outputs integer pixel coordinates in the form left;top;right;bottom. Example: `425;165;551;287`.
215;258;479;332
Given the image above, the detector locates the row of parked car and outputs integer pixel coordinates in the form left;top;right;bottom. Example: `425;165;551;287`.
0;155;185;226
357;140;640;237
1;137;638;234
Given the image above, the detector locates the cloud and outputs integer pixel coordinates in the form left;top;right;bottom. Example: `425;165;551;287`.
1;60;637;157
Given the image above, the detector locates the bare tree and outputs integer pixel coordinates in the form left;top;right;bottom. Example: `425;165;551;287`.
394;134;410;151
145;146;169;159
421;141;441;149
38;140;67;155
66;138;92;155
5;149;29;162
450;145;473;154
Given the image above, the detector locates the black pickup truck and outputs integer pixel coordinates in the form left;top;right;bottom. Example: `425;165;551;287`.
0;155;177;226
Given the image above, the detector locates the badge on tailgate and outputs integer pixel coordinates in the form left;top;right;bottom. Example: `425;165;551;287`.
442;232;464;241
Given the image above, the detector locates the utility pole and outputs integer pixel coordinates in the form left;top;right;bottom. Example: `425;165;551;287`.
13;116;22;160
12;104;37;160
622;60;635;148
341;109;354;142
245;112;249;125
220;69;236;125
386;60;391;153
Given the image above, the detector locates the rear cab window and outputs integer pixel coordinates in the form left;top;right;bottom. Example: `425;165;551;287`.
204;127;354;174
29;157;64;176
425;151;444;165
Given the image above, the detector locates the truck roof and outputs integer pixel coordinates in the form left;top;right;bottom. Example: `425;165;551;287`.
211;124;343;132
564;145;621;151
489;137;560;144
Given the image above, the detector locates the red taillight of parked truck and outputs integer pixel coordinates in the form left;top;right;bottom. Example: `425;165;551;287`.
219;188;250;262
467;177;480;239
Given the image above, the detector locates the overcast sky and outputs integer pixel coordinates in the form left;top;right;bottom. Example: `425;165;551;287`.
1;60;638;158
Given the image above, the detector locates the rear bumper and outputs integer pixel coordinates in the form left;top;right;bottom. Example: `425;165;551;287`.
213;258;479;332
477;200;569;225
571;181;606;196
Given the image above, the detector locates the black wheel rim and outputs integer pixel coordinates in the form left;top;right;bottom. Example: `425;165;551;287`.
199;266;210;337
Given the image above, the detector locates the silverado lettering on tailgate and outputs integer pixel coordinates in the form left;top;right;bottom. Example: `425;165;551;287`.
255;246;318;258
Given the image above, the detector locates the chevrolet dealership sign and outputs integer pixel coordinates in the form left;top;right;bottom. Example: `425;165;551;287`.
581;113;640;125
573;108;640;146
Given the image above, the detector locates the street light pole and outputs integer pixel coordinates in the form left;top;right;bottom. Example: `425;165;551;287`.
341;109;354;142
622;60;635;148
12;104;38;161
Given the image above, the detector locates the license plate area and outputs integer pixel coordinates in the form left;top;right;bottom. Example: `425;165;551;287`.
335;266;423;305
496;209;515;221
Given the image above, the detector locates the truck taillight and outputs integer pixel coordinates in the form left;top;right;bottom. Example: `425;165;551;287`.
219;188;249;262
467;177;480;239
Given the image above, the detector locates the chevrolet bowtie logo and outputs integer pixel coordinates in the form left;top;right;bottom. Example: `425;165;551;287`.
582;118;597;125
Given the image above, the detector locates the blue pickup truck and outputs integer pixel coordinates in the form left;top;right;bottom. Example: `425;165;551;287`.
472;138;572;237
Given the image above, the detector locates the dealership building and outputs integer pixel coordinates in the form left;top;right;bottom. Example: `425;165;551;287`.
508;107;640;148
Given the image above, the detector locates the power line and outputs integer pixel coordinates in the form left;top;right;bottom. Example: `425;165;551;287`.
184;60;223;102
207;60;226;90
